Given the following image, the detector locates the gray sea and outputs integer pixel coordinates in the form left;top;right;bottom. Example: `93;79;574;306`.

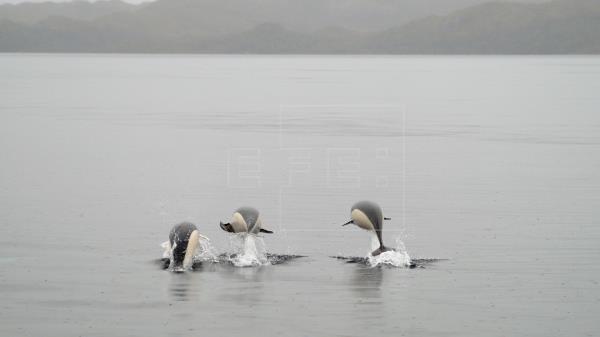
1;54;599;337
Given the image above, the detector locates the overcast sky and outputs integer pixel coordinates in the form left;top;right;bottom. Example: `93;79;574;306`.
0;0;150;4
0;0;551;4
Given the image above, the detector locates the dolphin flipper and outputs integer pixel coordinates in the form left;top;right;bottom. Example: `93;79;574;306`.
154;258;170;269
220;222;234;232
260;228;274;234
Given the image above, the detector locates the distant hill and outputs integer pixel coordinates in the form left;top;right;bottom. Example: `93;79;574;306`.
1;0;532;32
365;0;600;53
0;0;598;54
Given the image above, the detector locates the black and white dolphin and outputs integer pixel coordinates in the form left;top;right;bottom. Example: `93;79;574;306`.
162;222;209;270
219;207;274;235
342;201;393;256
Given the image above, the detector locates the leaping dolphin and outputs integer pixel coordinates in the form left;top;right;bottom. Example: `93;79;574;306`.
342;200;393;256
219;207;274;235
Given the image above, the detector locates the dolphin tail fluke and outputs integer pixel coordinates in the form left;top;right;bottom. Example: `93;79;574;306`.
260;228;274;234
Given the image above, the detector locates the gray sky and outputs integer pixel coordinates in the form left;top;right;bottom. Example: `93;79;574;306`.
0;0;552;4
0;0;151;4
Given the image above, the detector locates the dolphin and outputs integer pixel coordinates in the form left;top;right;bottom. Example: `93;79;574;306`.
161;222;209;270
342;200;393;256
219;207;274;235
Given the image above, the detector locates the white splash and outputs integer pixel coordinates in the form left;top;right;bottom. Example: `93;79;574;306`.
194;237;218;263
160;240;171;259
367;235;412;268
228;234;269;267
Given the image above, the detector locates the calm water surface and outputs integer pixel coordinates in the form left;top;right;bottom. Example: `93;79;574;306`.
1;55;599;336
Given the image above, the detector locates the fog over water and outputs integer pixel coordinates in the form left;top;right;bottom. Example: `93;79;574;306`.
0;54;599;336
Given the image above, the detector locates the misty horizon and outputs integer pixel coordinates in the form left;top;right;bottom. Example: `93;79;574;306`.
1;0;598;54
